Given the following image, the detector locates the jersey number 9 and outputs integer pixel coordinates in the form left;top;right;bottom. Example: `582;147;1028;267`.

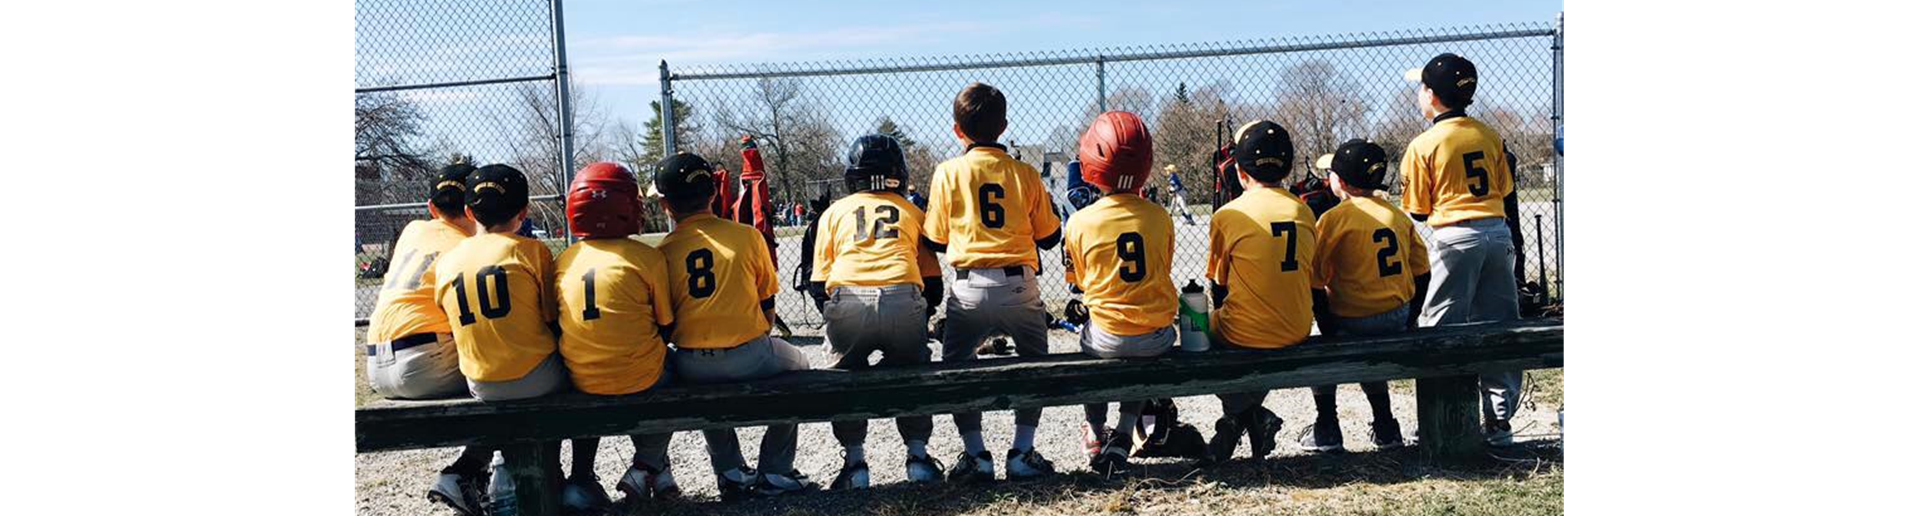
1116;232;1146;283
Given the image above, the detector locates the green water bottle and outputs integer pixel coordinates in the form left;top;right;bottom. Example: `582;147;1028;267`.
1178;280;1211;352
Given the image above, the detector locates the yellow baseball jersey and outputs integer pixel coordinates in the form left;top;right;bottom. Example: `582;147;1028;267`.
1400;114;1513;227
1063;194;1178;336
812;192;935;291
657;213;780;349
1313;196;1432;318
923;146;1063;270
366;218;473;343
554;238;675;395
1206;187;1318;349
433;232;559;382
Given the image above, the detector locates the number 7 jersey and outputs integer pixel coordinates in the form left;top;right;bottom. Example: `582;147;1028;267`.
1206;187;1318;349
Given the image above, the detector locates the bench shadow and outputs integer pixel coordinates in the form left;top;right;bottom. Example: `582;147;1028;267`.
617;439;1562;516
780;335;825;348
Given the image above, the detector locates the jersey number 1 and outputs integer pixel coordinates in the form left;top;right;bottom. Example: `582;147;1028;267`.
579;268;602;321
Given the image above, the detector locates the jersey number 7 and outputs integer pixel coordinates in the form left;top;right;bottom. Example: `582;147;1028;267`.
1269;221;1300;272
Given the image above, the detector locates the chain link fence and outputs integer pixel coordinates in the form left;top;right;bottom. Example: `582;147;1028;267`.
664;21;1564;330
354;0;575;324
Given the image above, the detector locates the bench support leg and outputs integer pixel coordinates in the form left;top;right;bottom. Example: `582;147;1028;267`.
500;441;559;516
1416;374;1486;463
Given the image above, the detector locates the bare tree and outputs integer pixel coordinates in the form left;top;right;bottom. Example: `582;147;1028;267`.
1152;81;1232;201
711;77;845;204
494;83;619;235
355;93;437;206
1272;61;1371;175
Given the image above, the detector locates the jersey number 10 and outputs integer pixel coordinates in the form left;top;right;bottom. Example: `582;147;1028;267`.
451;265;511;326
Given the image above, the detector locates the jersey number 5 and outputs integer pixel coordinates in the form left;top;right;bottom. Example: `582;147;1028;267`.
451;265;511;326
1463;151;1491;197
1269;221;1301;272
1372;228;1403;277
686;249;717;299
978;183;1006;228
1116;231;1146;283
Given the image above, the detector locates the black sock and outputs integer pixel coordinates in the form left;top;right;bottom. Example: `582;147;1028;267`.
1313;389;1338;422
1084;403;1109;429
1361;382;1394;422
570;438;600;479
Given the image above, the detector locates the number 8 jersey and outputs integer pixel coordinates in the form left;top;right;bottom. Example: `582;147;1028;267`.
433;232;559;382
657;213;781;350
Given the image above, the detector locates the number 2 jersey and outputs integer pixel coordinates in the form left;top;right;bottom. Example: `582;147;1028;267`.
1400;112;1513;227
433;232;558;382
657;213;780;350
1312;196;1431;319
1207;187;1318;349
922;145;1063;270
811;191;940;292
555;238;675;395
1063;193;1177;336
366;218;473;343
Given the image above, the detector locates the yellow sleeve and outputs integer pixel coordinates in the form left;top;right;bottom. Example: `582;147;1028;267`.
1311;214;1337;289
534;242;558;324
1206;214;1230;284
643;247;676;326
1062;226;1081;289
905;205;939;278
1400;146;1433;217
810;208;835;283
1407;220;1432;277
1027;171;1063;239
752;233;780;302
922;166;950;244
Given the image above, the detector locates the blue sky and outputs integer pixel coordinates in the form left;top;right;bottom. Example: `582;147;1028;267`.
563;0;1563;130
355;0;1562;164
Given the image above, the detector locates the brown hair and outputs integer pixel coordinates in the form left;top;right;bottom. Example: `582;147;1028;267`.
952;82;1008;143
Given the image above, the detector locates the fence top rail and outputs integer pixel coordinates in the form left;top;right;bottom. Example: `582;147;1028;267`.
354;193;563;213
670;22;1554;82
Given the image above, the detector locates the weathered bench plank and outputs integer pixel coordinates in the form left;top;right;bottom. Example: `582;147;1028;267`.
358;318;1561;453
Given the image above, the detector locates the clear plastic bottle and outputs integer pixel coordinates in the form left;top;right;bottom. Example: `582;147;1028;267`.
1177;280;1211;352
488;452;516;516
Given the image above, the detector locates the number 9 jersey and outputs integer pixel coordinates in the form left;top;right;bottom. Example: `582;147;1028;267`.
1062;194;1177;336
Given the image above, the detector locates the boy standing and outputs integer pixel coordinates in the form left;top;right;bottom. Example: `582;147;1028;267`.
1163;164;1197;225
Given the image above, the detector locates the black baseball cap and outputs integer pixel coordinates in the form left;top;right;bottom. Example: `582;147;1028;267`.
430;162;476;208
1231;120;1294;183
466;164;530;220
1405;53;1478;108
1327;139;1390;191
651;151;716;201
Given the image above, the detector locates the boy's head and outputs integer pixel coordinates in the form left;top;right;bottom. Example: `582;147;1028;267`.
567;161;642;239
1406;53;1478;119
844;134;909;194
465;164;530;231
429;162;476;220
1077;111;1154;195
951;82;1008;144
1323;139;1390;198
1231;120;1294;188
652;151;717;217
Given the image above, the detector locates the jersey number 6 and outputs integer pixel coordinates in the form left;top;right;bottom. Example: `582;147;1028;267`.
978;183;1006;229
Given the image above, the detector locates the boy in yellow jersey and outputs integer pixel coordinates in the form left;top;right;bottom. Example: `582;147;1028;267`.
1299;139;1432;453
364;163;494;516
922;82;1065;482
433;164;603;511
809;135;947;490
1202;120;1314;463
1401;53;1523;446
1061;112;1178;476
652;152;815;499
552;162;681;504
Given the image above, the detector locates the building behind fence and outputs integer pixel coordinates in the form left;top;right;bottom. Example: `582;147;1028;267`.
662;20;1565;329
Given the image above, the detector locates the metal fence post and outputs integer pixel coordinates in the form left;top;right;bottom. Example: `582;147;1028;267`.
661;60;677;157
549;0;575;241
1551;11;1564;300
1095;55;1108;112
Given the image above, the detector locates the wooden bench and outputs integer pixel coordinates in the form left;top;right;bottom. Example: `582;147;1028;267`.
358;318;1562;515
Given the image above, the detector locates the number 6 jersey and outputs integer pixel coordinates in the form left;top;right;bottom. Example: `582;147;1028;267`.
922;145;1063;270
1062;193;1177;336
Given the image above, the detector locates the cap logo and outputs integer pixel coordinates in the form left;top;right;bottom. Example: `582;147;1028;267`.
436;180;465;191
1253;158;1285;167
1368;163;1386;174
685;169;710;183
475;182;505;194
590;190;607;199
1457;77;1476;87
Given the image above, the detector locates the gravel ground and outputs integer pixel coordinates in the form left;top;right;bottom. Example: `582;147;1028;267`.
355;326;1563;515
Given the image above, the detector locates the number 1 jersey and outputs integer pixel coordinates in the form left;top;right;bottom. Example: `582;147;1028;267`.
555;238;675;395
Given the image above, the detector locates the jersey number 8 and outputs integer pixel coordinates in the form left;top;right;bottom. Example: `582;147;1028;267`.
686;249;717;299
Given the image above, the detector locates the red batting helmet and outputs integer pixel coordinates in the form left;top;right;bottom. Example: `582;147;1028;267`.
567;161;642;238
1078;111;1154;194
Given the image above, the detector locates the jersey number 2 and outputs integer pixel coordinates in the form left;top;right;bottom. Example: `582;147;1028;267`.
1116;232;1146;283
451;265;511;326
1372;228;1403;277
1269;222;1301;272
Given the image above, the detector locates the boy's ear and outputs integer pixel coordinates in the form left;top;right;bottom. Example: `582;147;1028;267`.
952;123;967;142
